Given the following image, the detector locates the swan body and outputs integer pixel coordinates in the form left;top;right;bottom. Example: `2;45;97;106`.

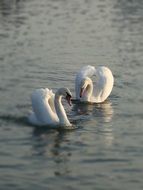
75;65;114;103
28;88;72;127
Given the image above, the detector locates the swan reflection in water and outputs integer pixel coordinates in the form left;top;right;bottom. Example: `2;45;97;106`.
32;128;72;176
72;99;114;123
72;99;114;146
30;99;114;176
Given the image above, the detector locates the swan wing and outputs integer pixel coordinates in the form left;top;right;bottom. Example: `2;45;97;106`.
92;66;114;102
75;65;95;99
77;65;96;78
30;88;59;125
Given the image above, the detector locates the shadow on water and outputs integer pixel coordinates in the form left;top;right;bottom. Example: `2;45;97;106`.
0;114;28;127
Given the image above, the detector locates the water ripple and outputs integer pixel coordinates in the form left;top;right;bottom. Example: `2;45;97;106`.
0;0;143;189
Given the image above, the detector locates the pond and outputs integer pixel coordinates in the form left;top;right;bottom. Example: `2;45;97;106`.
0;0;143;189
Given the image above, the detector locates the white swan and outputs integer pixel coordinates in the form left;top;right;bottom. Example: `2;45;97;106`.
28;88;72;127
75;65;114;103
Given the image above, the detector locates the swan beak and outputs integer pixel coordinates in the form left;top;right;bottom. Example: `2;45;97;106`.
80;88;84;98
66;94;72;106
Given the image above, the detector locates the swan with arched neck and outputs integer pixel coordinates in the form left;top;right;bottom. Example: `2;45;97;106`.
28;88;72;127
75;65;114;103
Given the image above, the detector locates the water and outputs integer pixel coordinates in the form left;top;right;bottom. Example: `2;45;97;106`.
0;0;143;189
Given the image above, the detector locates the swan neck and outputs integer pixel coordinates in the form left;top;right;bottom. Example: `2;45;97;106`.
87;81;93;102
55;93;71;126
82;78;93;102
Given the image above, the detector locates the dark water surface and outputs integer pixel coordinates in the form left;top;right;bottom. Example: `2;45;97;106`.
0;0;143;189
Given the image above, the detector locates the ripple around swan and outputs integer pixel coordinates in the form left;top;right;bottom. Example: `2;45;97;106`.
81;158;130;164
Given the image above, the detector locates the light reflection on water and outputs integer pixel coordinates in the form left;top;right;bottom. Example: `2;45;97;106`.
0;0;143;189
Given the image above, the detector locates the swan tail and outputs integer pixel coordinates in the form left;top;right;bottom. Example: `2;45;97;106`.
28;111;41;126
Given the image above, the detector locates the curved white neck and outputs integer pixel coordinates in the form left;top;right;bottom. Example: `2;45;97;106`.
80;77;103;102
81;78;93;102
54;94;71;126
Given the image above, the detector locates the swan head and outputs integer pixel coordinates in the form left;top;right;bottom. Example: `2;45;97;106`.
80;77;93;101
57;88;72;106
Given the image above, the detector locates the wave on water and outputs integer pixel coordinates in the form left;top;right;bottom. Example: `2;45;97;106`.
0;114;28;126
